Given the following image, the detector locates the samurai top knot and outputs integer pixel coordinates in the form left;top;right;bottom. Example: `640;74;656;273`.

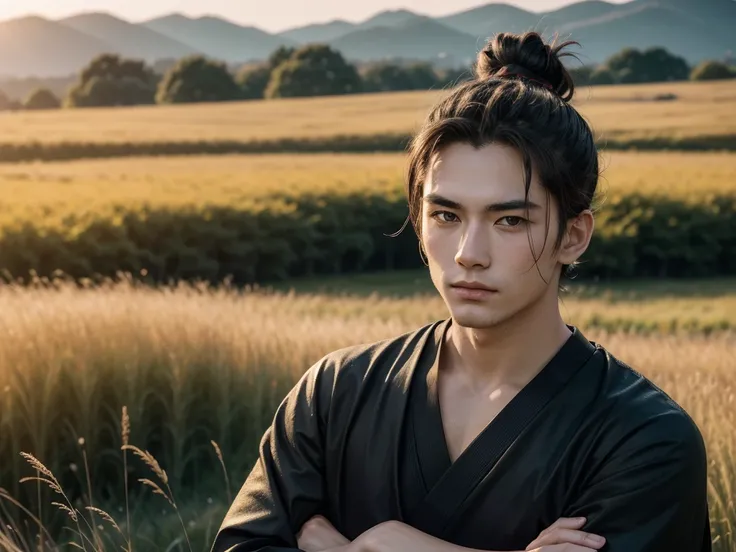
493;62;554;91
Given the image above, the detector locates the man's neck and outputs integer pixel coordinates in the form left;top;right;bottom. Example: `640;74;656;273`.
443;297;572;392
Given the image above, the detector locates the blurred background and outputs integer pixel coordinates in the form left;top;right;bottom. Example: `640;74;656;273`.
0;0;733;550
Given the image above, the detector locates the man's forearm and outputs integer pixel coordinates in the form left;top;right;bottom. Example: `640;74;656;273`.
327;526;516;552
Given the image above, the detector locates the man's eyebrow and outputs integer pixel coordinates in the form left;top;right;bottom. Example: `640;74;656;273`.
422;193;541;212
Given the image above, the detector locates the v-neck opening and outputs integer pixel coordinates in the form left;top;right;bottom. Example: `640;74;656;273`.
407;319;598;536
410;317;453;491
412;318;596;492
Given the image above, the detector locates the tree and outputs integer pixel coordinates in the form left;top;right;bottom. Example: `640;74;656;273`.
24;88;60;110
589;66;615;85
80;54;153;84
405;63;440;90
156;55;241;104
69;77;157;107
604;47;689;84
268;46;296;70
567;66;593;87
67;54;156;107
236;64;272;100
265;44;362;99
362;62;439;92
691;60;736;81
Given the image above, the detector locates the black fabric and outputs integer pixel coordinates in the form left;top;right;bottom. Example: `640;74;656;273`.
407;321;597;538
211;317;711;552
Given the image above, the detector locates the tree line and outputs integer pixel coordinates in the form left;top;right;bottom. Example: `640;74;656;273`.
1;43;734;111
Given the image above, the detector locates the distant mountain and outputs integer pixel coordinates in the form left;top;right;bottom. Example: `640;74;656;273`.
329;17;480;67
279;9;426;44
356;9;425;30
431;0;732;64
539;0;625;29
0;0;733;79
439;4;541;38
563;3;734;65
0;16;112;78
142;14;297;64
59;12;197;61
635;0;736;49
279;19;355;43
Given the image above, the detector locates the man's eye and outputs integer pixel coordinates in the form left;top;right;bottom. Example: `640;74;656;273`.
431;211;458;223
498;216;526;227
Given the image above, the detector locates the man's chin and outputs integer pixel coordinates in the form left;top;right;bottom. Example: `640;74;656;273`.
448;304;509;329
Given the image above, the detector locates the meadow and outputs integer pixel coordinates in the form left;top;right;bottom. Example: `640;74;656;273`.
0;80;734;162
0;274;733;551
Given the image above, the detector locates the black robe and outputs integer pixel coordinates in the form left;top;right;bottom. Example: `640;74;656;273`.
211;317;712;552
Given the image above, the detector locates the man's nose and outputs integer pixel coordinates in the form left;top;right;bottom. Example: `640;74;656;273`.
454;224;491;269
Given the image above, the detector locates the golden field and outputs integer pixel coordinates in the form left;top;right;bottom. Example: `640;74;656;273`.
1;150;734;228
0;80;733;147
0;276;733;550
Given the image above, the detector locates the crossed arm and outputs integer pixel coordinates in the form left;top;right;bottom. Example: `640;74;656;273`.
296;514;605;552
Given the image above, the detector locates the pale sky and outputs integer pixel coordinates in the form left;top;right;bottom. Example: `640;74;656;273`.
0;0;632;32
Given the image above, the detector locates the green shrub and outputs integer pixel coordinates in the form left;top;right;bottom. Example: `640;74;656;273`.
0;133;735;164
0;190;733;285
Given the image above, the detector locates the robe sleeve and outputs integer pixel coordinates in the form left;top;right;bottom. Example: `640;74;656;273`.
210;356;337;552
565;409;711;552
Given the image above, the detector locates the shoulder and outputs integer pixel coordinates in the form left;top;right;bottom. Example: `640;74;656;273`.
301;318;443;400
587;345;707;474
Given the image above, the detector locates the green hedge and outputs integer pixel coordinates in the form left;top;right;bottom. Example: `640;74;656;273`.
1;132;735;163
0;191;734;284
0;135;411;163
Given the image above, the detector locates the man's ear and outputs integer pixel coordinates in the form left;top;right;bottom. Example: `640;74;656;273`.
558;210;595;266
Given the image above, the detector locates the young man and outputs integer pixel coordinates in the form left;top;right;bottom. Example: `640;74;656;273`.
211;32;711;552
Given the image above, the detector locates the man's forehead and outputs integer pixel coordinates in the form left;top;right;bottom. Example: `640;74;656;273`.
426;146;538;191
423;167;544;203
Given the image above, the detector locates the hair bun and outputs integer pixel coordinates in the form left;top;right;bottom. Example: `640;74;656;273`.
475;31;577;102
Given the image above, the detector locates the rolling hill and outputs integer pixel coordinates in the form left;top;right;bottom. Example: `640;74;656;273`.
563;3;733;65
142;14;297;64
438;4;542;38
279;19;355;44
0;16;112;78
542;0;624;24
328;17;480;67
355;9;425;30
278;9;427;46
60;12;197;61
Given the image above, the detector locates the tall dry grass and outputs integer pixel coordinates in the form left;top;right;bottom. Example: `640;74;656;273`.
0;277;732;550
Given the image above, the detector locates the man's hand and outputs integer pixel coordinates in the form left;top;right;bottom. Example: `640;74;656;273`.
297;515;350;552
525;517;606;552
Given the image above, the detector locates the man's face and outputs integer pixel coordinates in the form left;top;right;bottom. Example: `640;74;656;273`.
421;141;564;330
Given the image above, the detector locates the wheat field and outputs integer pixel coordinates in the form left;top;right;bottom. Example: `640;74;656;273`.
0;151;734;229
0;80;733;146
0;276;733;551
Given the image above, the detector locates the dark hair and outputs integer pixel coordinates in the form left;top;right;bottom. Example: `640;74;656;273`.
403;31;600;282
